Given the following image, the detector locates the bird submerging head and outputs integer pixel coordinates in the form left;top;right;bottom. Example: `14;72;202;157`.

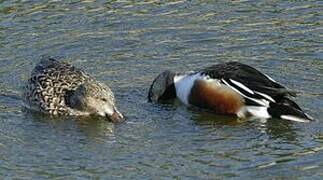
148;62;314;123
23;57;124;123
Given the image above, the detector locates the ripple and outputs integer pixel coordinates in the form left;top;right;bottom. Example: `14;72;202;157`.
0;0;323;178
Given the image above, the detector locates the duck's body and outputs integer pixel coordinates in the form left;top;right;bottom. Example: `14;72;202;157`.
23;58;124;123
148;62;313;122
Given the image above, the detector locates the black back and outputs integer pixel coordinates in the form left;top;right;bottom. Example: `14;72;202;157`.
201;62;295;100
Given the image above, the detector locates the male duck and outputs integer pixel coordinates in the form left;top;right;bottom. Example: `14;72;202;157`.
23;57;124;123
148;62;313;122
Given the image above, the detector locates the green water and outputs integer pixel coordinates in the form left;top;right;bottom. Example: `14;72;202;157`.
1;0;323;179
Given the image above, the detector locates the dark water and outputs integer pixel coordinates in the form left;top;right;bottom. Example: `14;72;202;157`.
1;0;323;178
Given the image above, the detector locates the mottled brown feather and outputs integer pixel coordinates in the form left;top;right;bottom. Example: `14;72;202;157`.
189;79;245;114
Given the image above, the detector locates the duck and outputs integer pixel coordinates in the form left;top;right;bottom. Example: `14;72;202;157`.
148;62;313;122
23;57;124;123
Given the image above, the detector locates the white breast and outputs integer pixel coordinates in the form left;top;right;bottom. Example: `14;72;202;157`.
174;73;212;105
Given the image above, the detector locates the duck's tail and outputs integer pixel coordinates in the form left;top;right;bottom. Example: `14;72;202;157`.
240;99;313;122
266;102;313;122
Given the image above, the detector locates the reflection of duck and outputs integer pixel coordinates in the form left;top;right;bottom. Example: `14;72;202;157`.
23;57;124;123
148;62;313;122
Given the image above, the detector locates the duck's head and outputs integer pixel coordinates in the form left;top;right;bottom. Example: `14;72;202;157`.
66;82;125;123
148;70;177;102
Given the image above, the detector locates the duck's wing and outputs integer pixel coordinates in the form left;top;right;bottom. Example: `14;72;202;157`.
32;57;91;85
24;57;89;115
201;62;296;102
32;57;75;75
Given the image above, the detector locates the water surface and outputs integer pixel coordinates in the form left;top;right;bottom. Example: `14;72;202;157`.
1;0;323;179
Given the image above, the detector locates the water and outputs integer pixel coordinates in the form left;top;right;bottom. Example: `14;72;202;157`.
1;0;323;178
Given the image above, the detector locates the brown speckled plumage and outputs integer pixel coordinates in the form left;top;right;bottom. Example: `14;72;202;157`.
23;58;124;122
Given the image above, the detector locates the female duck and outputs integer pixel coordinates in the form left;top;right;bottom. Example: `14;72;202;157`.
23;57;124;123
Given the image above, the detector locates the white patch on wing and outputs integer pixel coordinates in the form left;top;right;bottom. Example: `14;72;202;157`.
280;115;310;123
254;91;276;102
229;79;254;94
222;79;269;107
263;73;277;83
245;106;271;118
174;73;210;105
204;76;222;85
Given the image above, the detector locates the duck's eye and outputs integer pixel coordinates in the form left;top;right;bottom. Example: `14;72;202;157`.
101;98;107;102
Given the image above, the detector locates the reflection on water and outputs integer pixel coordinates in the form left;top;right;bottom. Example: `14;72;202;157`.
22;110;116;142
0;0;323;178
